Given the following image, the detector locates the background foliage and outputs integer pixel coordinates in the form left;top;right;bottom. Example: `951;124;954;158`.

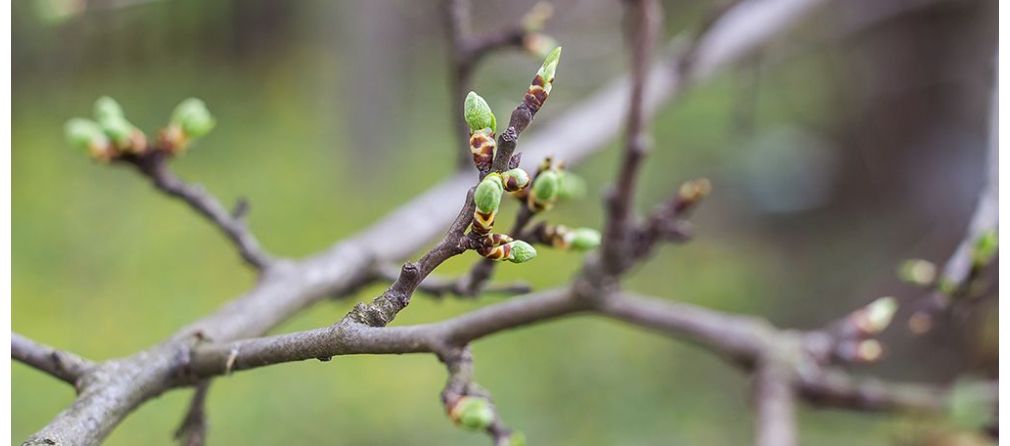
13;0;996;444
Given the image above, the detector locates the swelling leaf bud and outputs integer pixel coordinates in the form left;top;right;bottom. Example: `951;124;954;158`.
528;170;560;211
474;174;505;214
506;241;537;263
506;431;528;446
450;397;495;431
537;46;562;87
567;228;601;251
65;118;112;161
501;168;531;192
464;91;496;133
93;97;145;152
555;171;586;200
171;98;216;139
94;96;124;122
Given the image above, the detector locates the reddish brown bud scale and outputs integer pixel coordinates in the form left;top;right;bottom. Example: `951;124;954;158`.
469;132;496;172
472;209;496;235
479;242;512;261
523;82;549;113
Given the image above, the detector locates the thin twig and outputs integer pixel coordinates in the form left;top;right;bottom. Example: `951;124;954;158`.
123;151;275;271
174;380;211;446
601;0;662;275
12;332;95;387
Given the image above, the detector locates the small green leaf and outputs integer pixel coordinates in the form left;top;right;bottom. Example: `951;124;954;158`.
507;241;537;263
464;91;496;133
537;46;562;82
474;174;504;214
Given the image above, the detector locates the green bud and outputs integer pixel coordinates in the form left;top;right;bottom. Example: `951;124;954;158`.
171;98;216;139
93;96;124;122
64;118;108;153
501;168;531;191
451;397;495;431
532;170;560;203
93;96;140;148
474;174;504;214
464;91;496;133
861;297;898;334
568;228;601;251
507;241;537;263
506;431;527;446
555;171;585;200
971;229;998;268
536;46;561;90
99;114;135;147
897;259;936;286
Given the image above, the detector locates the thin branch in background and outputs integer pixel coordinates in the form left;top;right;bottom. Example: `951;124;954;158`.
11;332;95;388
174;380;211;446
122;151;276;271
600;0;662;275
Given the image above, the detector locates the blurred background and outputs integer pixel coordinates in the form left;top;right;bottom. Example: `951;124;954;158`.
12;0;997;444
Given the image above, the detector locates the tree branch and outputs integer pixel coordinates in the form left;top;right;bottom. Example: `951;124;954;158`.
122;151;275;271
12;332;94;387
25;0;841;442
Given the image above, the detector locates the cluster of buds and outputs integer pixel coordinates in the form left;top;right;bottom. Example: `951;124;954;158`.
834;296;898;363
64;96;215;162
65;97;147;161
